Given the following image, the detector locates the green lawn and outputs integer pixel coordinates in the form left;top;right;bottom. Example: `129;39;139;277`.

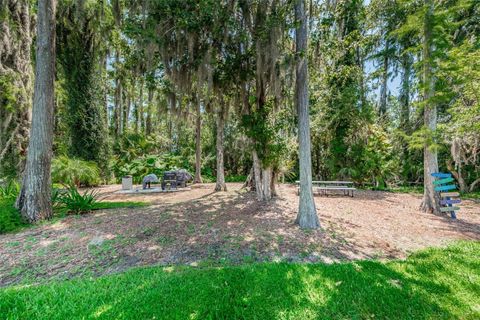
1;241;478;320
90;201;148;210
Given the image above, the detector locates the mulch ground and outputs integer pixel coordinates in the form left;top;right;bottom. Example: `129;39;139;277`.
1;183;479;286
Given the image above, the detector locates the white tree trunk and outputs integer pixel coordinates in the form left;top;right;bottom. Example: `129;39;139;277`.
16;0;56;223
194;101;203;183
294;0;319;229
251;150;273;201
214;106;226;191
261;167;272;201
420;0;440;214
252;150;263;199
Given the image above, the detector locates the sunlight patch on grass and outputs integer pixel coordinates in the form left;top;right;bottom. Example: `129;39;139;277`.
0;241;478;319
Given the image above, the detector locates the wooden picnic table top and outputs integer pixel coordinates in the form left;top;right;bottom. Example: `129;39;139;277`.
296;180;354;185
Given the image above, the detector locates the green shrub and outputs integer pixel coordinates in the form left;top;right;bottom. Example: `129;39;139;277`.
115;153;189;184
0;180;19;199
52;156;100;187
0;198;26;234
53;186;98;214
225;175;247;183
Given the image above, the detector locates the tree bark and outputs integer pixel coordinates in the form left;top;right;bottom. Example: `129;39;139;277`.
124;90;131;133
194;100;203;183
113;50;122;137
420;0;440;214
145;87;153;135
399;51;412;133
214;104;226;191
251;150;273;201
379;41;389;116
294;0;319;229
15;0;56;223
0;0;34;177
252;150;263;199
138;78;144;133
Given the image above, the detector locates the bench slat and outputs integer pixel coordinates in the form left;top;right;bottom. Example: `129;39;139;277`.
440;199;461;205
433;177;454;185
440;206;460;212
313;187;356;190
431;173;452;178
440;192;460;197
434;185;456;192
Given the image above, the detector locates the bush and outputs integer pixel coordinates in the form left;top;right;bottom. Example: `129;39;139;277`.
52;156;100;187
0;180;19;199
115;153;189;184
53;186;98;214
225;175;247;183
0;198;26;234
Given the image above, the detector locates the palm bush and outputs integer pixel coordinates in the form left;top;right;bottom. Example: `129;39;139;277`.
0;180;24;234
0;180;19;199
52;156;100;187
53;186;98;214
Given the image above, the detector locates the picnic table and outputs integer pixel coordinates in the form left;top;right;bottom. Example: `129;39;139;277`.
297;180;356;197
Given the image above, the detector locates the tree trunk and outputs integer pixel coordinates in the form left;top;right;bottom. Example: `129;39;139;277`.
113;50;122;136
0;0;34;177
420;0;440;214
214;105;226;191
145;87;153;135
15;0;56;223
447;160;467;193
104;53;109;127
399;49;412;180
138;79;144;133
124;91;131;133
294;0;319;229
399;51;412;133
252;150;263;199
251;150;273;200
194;101;203;183
379;41;389;116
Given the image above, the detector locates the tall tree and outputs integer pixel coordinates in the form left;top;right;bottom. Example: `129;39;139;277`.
56;0;110;171
194;99;203;183
295;0;319;229
16;0;56;222
420;0;439;214
0;0;34;177
214;100;227;191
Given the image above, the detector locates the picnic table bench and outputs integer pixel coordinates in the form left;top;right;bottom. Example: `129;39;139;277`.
297;180;356;197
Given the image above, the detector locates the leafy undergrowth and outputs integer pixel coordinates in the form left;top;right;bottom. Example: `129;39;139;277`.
0;198;27;234
1;241;479;319
0;200;148;235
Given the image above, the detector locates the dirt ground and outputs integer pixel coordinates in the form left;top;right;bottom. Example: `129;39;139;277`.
1;183;479;286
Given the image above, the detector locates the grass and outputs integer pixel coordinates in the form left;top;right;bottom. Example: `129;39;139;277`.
1;241;479;319
90;201;148;210
374;186;480;200
464;191;480;200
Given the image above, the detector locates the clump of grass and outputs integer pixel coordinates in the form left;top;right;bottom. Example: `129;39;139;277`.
0;241;478;319
91;201;148;210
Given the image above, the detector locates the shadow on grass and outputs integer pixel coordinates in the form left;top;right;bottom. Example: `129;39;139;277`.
1;242;478;319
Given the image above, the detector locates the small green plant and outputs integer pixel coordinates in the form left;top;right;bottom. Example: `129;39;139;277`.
52;156;100;187
0;180;19;199
0;198;26;234
54;186;98;214
225;175;247;183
